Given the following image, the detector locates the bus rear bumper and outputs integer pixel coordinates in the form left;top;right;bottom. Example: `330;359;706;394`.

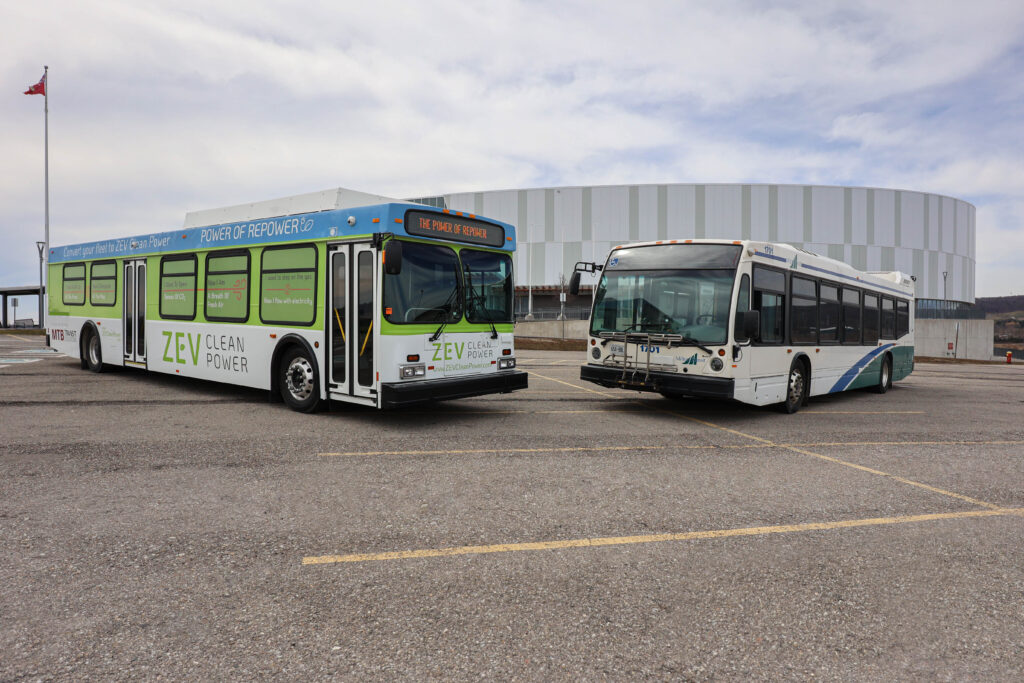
580;364;734;399
380;370;528;408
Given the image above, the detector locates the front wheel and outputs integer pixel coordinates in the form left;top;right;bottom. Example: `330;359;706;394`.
279;345;321;413
874;356;892;394
781;361;806;414
84;329;104;373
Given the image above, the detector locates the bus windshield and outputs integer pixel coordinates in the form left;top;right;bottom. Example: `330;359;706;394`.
384;242;461;323
591;270;737;344
462;250;513;323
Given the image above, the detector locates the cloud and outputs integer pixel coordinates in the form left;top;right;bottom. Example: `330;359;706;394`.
1;0;1023;299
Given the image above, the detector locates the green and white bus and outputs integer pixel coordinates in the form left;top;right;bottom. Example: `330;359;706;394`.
47;188;527;411
571;239;914;413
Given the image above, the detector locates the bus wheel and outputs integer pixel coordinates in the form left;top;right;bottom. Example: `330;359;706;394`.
874;355;892;394
279;345;320;413
782;360;806;414
84;328;104;373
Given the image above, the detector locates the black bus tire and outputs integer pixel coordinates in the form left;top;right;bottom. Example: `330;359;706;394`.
278;344;321;413
781;359;807;414
874;355;892;394
84;327;104;373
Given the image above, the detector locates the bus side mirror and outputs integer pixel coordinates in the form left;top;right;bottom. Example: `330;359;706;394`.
384;240;403;275
568;271;581;296
735;310;759;343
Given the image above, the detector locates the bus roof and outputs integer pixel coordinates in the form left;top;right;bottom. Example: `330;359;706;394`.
610;239;915;297
49;190;517;263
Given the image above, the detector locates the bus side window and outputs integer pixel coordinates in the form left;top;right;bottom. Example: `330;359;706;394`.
881;298;896;338
819;284;840;343
842;288;862;344
752;266;784;344
896;299;910;338
863;294;879;344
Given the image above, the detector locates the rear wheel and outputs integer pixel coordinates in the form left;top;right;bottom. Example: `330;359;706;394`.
84;329;104;373
781;360;806;414
279;345;321;413
874;355;892;394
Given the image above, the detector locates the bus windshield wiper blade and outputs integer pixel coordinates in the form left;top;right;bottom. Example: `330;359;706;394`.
678;336;713;355
428;286;462;342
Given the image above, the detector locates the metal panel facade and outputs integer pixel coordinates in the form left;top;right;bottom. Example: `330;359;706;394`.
443;184;975;302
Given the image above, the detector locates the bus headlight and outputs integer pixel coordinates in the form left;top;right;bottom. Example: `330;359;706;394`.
400;364;426;379
498;358;516;369
710;357;724;372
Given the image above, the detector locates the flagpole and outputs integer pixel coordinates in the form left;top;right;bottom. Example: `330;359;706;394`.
43;65;49;340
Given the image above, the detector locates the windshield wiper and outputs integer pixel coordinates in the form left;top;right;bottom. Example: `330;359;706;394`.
463;273;499;339
676;336;713;355
428;285;462;343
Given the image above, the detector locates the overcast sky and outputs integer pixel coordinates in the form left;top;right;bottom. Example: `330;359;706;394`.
3;0;1023;312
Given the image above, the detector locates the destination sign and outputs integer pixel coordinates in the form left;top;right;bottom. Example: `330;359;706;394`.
405;210;505;247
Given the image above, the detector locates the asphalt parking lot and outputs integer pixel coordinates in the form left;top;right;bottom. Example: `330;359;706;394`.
2;333;1023;680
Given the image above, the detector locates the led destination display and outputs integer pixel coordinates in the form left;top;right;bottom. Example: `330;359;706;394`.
405;210;505;247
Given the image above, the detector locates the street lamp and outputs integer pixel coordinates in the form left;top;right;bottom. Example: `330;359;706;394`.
942;271;948;302
36;241;45;329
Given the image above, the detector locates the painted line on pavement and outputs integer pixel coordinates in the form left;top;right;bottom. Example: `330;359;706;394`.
658;408;1005;510
302;507;1023;565
320;445;679;457
528;370;620;398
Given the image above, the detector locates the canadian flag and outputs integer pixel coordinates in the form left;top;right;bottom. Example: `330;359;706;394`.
24;74;46;96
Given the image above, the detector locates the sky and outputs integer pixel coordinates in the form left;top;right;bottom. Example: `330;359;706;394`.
2;0;1023;321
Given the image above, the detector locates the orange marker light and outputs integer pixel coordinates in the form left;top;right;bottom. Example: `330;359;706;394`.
394;218;403;224
372;218;380;223
407;354;419;362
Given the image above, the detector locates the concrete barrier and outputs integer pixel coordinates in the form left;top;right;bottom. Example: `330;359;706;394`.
914;319;994;360
515;319;590;340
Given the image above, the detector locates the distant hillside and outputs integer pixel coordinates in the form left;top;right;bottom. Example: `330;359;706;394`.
976;295;1024;317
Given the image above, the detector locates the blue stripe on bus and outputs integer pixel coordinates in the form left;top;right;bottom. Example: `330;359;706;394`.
753;251;788;262
49;203;516;263
829;343;896;392
799;263;908;296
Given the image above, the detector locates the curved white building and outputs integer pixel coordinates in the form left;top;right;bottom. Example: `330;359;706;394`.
433;184;975;303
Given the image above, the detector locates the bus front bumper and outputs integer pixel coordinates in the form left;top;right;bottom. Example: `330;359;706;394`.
580;364;734;399
380;370;528;408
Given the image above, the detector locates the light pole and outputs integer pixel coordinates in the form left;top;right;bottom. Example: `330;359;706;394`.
525;240;534;320
36;241;45;329
942;271;948;302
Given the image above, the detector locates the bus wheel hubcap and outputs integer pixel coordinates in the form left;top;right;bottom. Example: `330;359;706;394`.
286;357;314;400
789;370;803;403
89;337;100;364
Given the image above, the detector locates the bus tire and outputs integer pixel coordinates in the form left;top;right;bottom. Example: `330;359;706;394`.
874;355;892;394
83;326;104;373
781;359;807;414
279;344;321;413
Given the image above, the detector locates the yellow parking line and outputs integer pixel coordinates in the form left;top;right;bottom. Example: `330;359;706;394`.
320;445;684;457
787;440;1024;448
405;409;648;415
302;507;1022;565
659;407;1005;510
528;370;620;398
802;410;925;415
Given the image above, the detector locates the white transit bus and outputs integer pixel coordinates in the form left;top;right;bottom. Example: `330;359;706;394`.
570;240;914;413
47;188;527;411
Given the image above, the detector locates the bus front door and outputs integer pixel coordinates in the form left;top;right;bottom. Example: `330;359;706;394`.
327;243;377;405
123;259;147;366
